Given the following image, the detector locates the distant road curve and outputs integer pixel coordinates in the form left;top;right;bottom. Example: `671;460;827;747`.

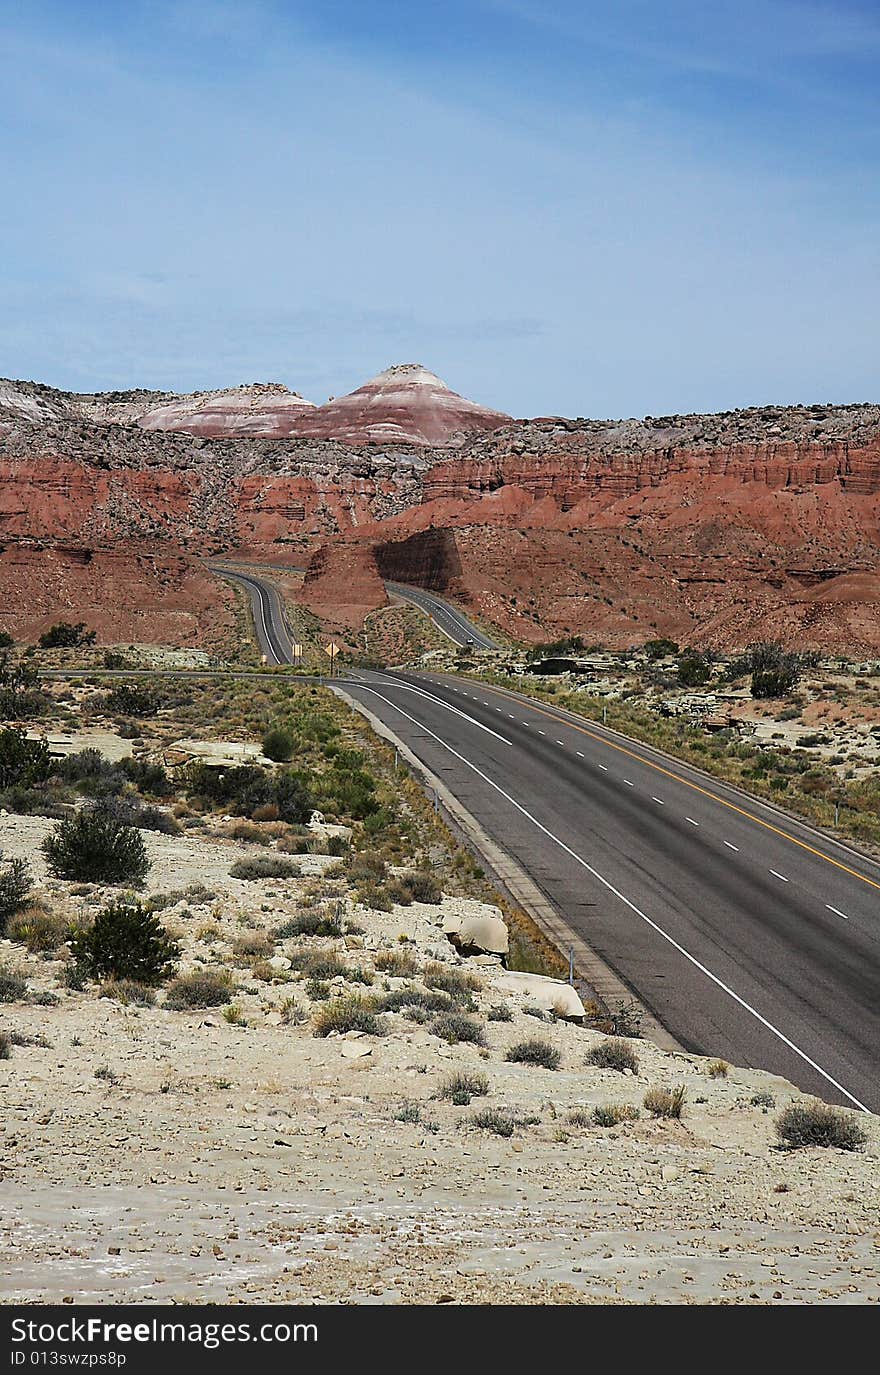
209;560;499;650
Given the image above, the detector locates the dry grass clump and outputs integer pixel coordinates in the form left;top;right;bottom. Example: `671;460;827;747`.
232;931;274;961
164;969;233;1010
312;994;385;1038
585;1037;640;1074
374;948;419;977
229;854;299;881
0;965;28;1002
643;1084;686;1119
423;961;481;1003
275;910;345;940
431;1012;486;1046
506;1037;561;1070
707;1059;729;1078
470;1107;520;1138
6;906;70;953
775;1100;867;1151
590;1103;641;1127
99;978;156;1006
439;1070;490;1104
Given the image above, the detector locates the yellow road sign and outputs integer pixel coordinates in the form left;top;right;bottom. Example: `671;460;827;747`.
325;642;340;658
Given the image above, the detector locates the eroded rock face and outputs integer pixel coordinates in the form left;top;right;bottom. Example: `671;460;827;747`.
139;384;317;438
3;377;880;653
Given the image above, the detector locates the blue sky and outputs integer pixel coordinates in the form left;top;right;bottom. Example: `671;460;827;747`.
1;0;878;417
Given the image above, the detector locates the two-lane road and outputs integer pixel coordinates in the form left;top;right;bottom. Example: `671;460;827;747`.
342;670;880;1112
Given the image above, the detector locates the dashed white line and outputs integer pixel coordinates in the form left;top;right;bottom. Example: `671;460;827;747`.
652;797;664;805
770;870;789;882
556;739;565;746
598;764;607;771
538;730;546;736
624;779;634;787
576;751;585;758
724;841;739;852
685;817;700;826
826;904;849;920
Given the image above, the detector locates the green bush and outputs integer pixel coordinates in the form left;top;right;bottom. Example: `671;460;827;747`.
164;970;233;1010
470;1107;516;1137
0;1030;9;1058
275;910;345;939
0;730;52;790
506;1037;561;1070
42;804;151;885
0;857;32;933
677;653;710;687
396;871;442;905
585;1038;640;1074
775;1100;866;1151
70;901;179;984
262;727;296;762
273;771;315;824
38;622;96;649
104;684;157;717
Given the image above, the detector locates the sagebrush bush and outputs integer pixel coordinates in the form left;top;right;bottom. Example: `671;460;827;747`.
378;987;453;1014
487;1003;513;1022
399;871;442;904
0;1030;9;1059
232;932;274;961
38;621;95;649
506;1037;561;1070
431;1012;486;1046
423;961;480;1003
262;727;296;762
229;855;299;881
164;970;233;1010
312;994;384;1038
0;965;28;1002
104;684;157;717
0;857;32;933
585;1038;640;1074
6;907;68;952
71;902;180;984
0;729;52;791
440;1071;489;1103
775;1100;866;1151
643;1084;686;1119
471;1108;516;1138
275;911;344;939
42;804;150;884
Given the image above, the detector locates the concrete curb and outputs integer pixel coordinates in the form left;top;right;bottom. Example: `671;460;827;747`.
333;684;681;1052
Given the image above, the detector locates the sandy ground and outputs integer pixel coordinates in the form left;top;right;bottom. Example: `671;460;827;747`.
1;816;878;1305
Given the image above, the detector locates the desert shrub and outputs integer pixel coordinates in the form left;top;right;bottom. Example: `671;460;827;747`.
262;727;296;762
394;1102;422;1124
0;965;28;1001
707;1059;729;1078
0;729;52;790
506;1037;561;1070
374;948;418;977
750;1090;775;1109
320;763;380;820
275;911;344;939
471;1108;516;1137
379;986;453;1015
42;804;150;885
6;906;68;952
272;771;315;824
592;1102;641;1127
394;871;442;905
232;932;274;961
775;1100;866;1151
440;1071;489;1103
0;857;33;933
643;1084;686;1119
289;951;348;980
57;748;122;793
0;656;47;719
164;970;233;1010
99;978;157;1006
424;961;480;1001
677;652;710;687
0;1030;9;1058
38;621;95;649
229;855;299;881
644;638;679;659
585;1038;639;1074
0;632;12;649
431;1012;485;1046
312;994;384;1038
345;853;388;884
98;796;180;836
280;996;305;1025
118;757;171;797
71;901;179;984
326;834;349;857
588;999;643;1038
104;684;157;717
487;1003;513;1022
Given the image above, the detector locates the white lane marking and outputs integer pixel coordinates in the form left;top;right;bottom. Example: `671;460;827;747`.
685;817;699;826
624;779;634;787
538;730;546;735
369;680;511;745
576;751;585;758
351;684;869;1113
724;841;739;851
652;797;664;805
770;870;789;882
508;713;516;718
598;764;607;771
556;739;565;746
826;904;849;920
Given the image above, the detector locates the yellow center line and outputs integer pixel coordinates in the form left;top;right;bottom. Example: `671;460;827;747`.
470;678;880;895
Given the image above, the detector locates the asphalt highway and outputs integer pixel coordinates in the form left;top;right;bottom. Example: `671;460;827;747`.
216;568;880;1110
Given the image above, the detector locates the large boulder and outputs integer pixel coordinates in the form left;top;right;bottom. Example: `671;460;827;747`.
442;901;509;957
